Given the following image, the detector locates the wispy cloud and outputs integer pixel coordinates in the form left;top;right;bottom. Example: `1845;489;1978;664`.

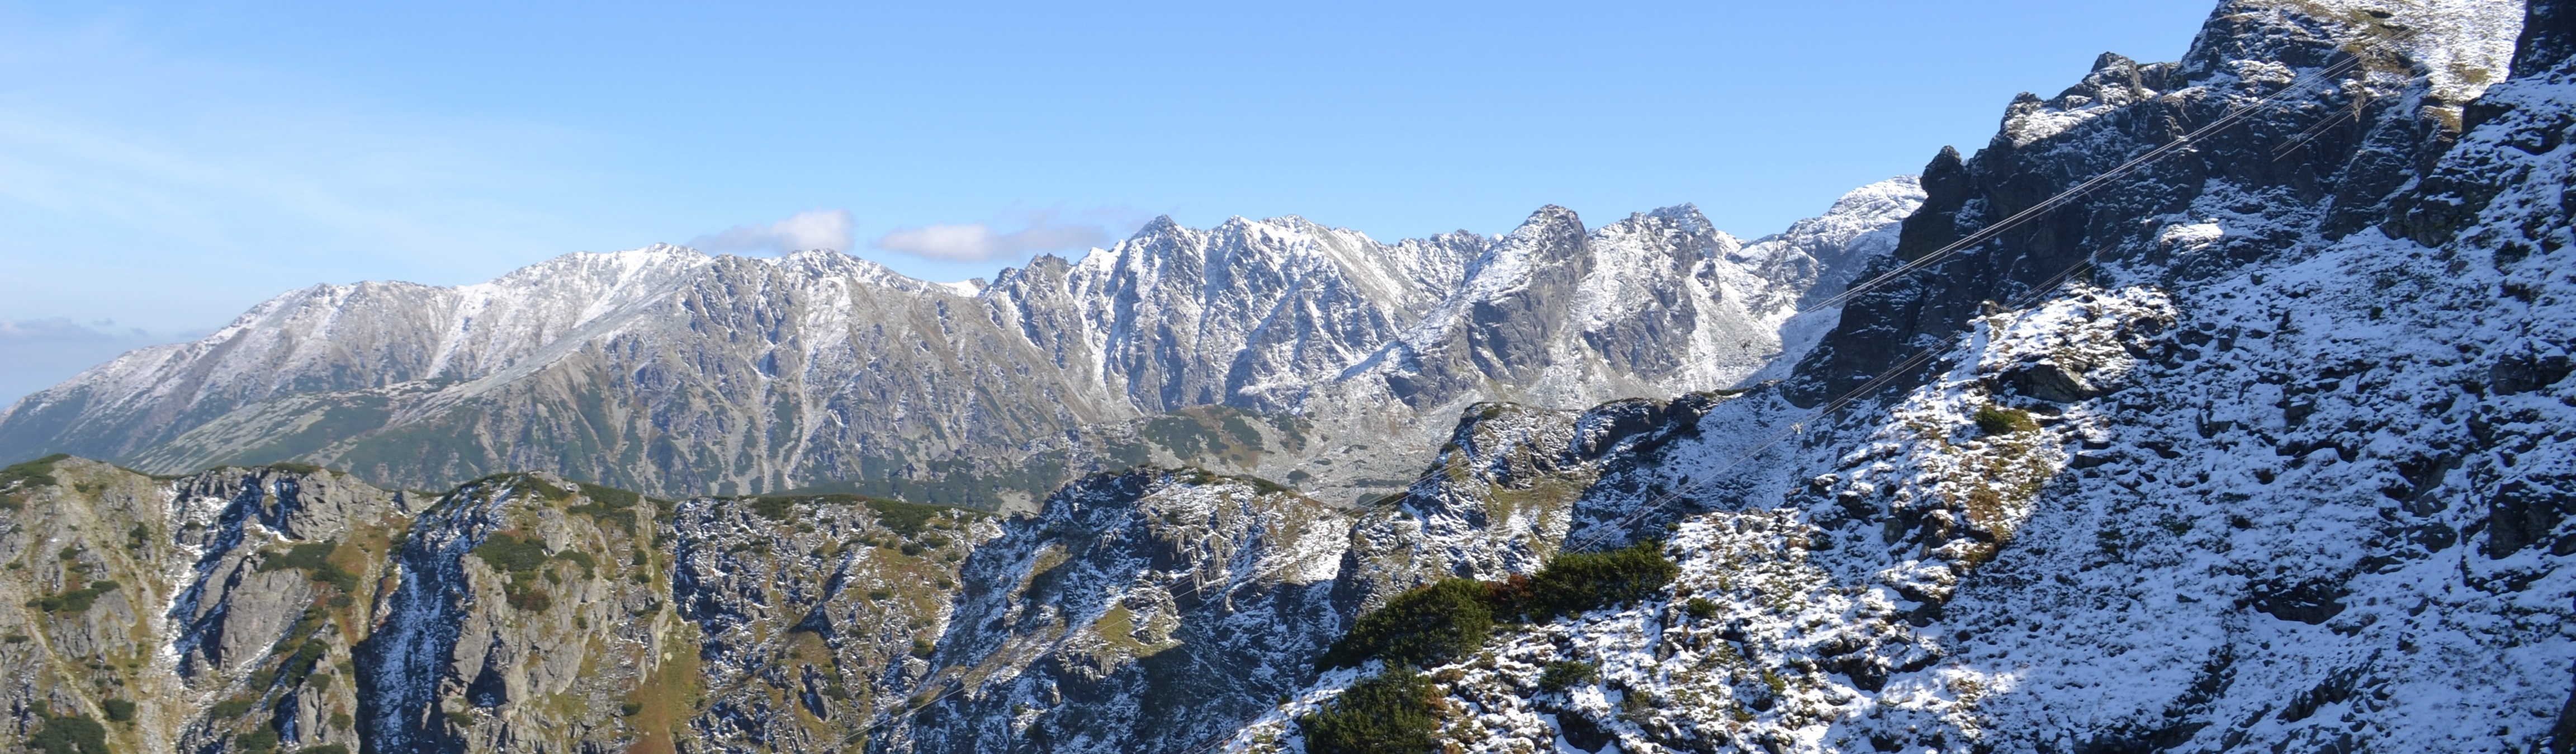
0;318;202;406
0;318;121;342
689;208;855;254
0;12;605;334
873;208;1150;262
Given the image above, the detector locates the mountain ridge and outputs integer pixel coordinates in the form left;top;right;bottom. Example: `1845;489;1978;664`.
0;182;1924;508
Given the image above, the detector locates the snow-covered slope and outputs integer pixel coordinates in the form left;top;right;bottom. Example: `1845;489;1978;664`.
1220;1;2576;752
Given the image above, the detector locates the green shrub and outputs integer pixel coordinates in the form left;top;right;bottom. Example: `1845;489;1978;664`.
747;496;795;521
471;532;558;610
0;454;68;491
507;591;553;611
1684;597;1718;620
865;499;950;538
32;580;120;614
1538;660;1598;692
236;728;280;752
258;541;361;592
100;698;134;722
471;532;550;573
619;701;643;717
555;549;596;578
285;637;330;685
1520;540;1679;621
1973;404;2037;436
575;482;641;510
299;745;352;754
210;695;258;718
1296;667;1441;754
567;483;642;534
27;711;107;754
1317;579;1494;671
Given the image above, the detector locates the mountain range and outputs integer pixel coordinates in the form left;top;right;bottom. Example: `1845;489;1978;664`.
0;178;1922;510
0;0;2570;752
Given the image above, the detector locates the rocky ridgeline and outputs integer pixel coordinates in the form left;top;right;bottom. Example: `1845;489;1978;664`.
1224;1;2576;752
0;458;1015;753
0;180;1923;511
0;451;1549;754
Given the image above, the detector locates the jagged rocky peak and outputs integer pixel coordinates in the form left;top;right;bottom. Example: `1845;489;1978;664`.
0;175;1920;505
1734;176;1926;312
1789;0;2528;407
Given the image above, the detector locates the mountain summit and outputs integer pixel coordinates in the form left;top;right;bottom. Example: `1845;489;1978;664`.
0;180;1923;507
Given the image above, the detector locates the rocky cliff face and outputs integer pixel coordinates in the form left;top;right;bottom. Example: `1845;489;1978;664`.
0;443;1602;753
1225;1;2576;752
0;185;1921;510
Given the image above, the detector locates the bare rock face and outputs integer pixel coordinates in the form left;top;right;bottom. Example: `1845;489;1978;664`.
1228;2;2576;753
665;492;996;751
0;458;414;753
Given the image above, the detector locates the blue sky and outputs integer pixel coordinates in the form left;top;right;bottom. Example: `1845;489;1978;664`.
0;1;2215;402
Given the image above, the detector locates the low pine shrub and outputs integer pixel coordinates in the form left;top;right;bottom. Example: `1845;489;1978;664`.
471;532;549;572
31;581;120;614
1538;660;1598;692
28;712;106;754
1973;404;2037;436
1520;540;1679;621
210;695;258;718
1316;579;1494;671
1317;541;1680;672
1297;667;1441;754
235;728;281;752
747;497;795;521
259;541;361;592
1685;597;1719;620
0;454;68;492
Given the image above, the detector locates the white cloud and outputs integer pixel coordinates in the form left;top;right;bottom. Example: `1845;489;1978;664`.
0;318;124;342
873;208;1147;262
0;318;193;406
689;208;855;253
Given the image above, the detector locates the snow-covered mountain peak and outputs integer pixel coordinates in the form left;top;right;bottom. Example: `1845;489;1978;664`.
1;178;1928;508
